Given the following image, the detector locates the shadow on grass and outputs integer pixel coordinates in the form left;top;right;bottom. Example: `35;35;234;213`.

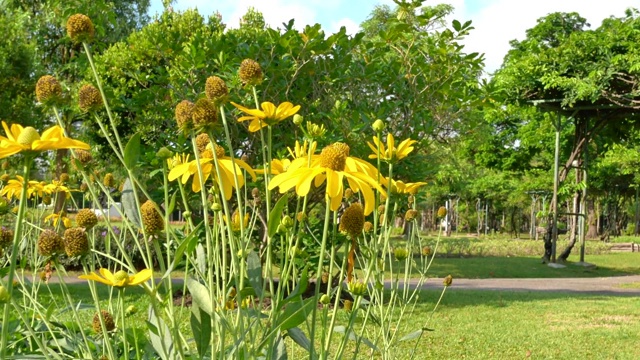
374;254;640;279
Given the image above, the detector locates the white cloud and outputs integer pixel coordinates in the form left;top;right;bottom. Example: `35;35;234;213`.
330;18;360;35
458;0;639;76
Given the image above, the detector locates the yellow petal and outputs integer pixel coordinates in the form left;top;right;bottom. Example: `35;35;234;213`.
99;268;117;284
79;271;112;286
128;269;152;286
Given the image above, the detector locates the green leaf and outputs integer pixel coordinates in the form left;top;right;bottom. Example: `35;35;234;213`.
147;306;175;360
333;326;379;352
272;332;288;360
268;194;288;237
167;190;177;214
282;265;309;305
161;222;202;280
247;250;263;297
278;297;316;331
287;327;312;352
452;19;461;31
190;300;212;359
186;278;213;315
121;179;140;227
124;132;141;169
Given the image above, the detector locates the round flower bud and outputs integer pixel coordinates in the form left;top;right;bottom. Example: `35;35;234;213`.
239;59;263;86
175;100;194;132
319;294;331;305
141;200;163;234
404;209;418;222
42;195;52;206
393;248;409;261
92;310;116;333
195;133;211;154
64;227;89;257
377;205;385;214
443;274;453;287
0;285;10;304
210;203;222;212
344;188;353;200
156;147;173;159
182;210;191;218
192;98;217;131
348;280;368;297
281;215;294;229
421;246;432;256
437;206;447;218
35;75;63;104
73;150;93;169
66;14;95;43
0;174;8;182
205;76;228;104
363;221;373;233
78;84;102;112
103;173;115;188
292;114;303;125
76;209;98;230
343;299;353;311
37;229;64;257
339;203;365;238
114;270;130;286
1;161;9;170
372;119;385;132
125;305;137;316
59;173;70;183
0;227;14;248
17;127;40;147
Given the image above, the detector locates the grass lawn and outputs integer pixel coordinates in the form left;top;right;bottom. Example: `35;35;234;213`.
32;284;640;359
353;252;640;280
423;253;640;279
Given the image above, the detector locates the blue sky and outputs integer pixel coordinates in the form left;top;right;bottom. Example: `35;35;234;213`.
148;0;639;75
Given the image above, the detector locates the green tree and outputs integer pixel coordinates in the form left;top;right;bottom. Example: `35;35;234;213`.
492;9;640;261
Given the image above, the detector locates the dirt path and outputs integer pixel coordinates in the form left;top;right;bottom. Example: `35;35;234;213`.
408;275;640;295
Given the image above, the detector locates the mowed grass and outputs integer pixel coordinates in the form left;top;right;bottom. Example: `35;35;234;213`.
354;252;640;279
409;290;640;359
33;284;640;359
422;253;640;279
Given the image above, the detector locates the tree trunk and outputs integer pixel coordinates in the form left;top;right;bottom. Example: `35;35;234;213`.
559;169;583;262
586;198;598;239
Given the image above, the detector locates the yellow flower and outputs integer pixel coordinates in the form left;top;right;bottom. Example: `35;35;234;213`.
168;150;256;199
44;212;72;228
231;101;301;132
269;142;384;215
367;134;417;163
258;140;317;176
0;122;90;159
381;177;427;195
0;176;60;200
79;268;152;288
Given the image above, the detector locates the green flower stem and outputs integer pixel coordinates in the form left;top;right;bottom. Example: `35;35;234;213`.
118;290;129;360
188;134;219;353
8;296;61;360
83;42;126;155
308;197;333;359
323;239;349;356
53;261;94;357
50;106;138;272
409;285;448;358
0;158;31;359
